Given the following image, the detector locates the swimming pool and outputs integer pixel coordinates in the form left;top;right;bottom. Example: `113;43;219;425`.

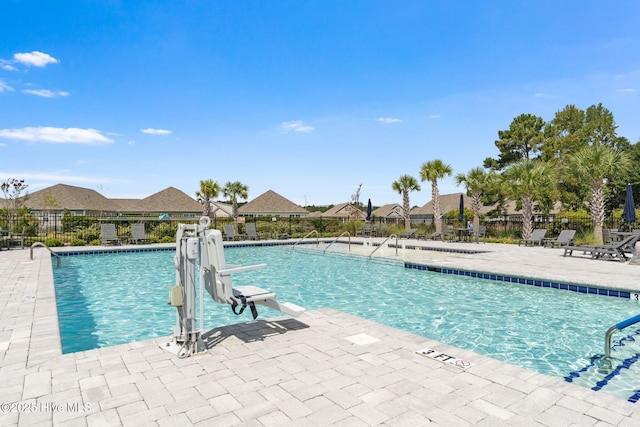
52;245;640;401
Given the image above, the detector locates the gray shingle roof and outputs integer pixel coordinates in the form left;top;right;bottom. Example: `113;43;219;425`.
371;203;404;219
210;202;233;218
238;190;309;216
139;187;203;213
24;184;202;214
410;192;556;216
411;193;471;216
25;184;115;212
320;202;365;219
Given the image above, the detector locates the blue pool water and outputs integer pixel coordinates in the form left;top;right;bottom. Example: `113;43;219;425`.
53;246;640;400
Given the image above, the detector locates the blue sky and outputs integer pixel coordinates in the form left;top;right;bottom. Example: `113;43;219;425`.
1;1;639;207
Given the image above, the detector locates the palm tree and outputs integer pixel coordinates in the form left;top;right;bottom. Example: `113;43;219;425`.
392;175;421;229
569;145;631;243
503;159;554;240
419;159;452;233
222;181;249;219
454;167;492;230
195;179;220;217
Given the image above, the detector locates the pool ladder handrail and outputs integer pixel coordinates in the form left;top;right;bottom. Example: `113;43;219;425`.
604;313;640;358
368;234;398;259
323;231;351;254
292;230;320;250
30;242;61;267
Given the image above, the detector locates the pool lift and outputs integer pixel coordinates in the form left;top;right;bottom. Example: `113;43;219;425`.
163;217;305;358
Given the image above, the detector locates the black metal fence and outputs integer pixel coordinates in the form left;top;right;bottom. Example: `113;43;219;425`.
1;211;637;247
0;212;366;246
442;214;636;239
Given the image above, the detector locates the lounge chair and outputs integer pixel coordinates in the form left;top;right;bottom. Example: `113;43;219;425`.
400;228;419;239
358;223;374;237
375;223;387;237
471;225;487;243
222;224;234;240
563;233;640;261
543;230;576;248
418;231;441;240
7;226;25;249
131;223;150;244
223;224;244;241
518;229;547;246
245;222;266;240
442;225;456;241
100;224;122;245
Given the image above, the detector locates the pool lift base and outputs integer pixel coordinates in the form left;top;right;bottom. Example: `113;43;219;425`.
161;334;206;358
163;218;304;358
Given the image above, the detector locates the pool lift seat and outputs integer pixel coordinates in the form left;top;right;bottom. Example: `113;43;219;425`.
201;228;305;319
164;220;304;358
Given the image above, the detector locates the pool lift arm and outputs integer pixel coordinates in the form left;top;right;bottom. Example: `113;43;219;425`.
163;218;304;357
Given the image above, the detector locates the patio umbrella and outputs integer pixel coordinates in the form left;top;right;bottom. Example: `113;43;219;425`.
366;198;372;221
622;183;636;225
457;194;464;222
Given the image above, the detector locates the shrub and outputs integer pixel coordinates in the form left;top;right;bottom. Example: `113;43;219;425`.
90;239;101;246
386;224;406;236
151;222;178;239
62;214;98;233
44;238;64;247
69;238;87;246
307;217;326;232
346;220;363;236
73;223;101;243
574;230;598;246
160;236;175;243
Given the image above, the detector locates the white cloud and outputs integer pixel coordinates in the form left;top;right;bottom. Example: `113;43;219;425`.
615;88;636;94
0;127;113;145
13;51;59;67
141;128;172;135
376;117;401;123
428;115;441;119
23;89;69;98
281;120;315;133
1;63;17;71
0;81;14;92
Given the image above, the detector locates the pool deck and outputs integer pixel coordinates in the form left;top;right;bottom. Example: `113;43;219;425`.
2;238;640;426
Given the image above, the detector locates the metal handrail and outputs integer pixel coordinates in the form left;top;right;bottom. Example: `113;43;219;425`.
369;234;398;259
292;230;320;250
605;313;640;358
323;231;351;254
30;242;61;267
